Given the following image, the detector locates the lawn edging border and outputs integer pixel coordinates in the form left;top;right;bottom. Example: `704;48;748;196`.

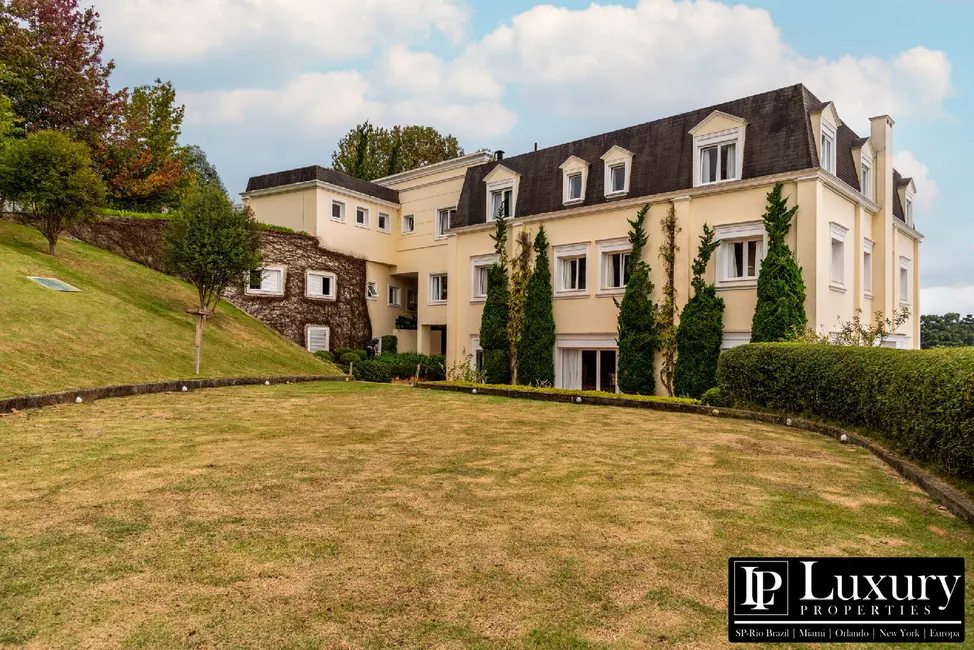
417;382;974;526
0;375;351;414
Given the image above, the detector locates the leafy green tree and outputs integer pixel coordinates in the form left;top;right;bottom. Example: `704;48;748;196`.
921;313;974;349
0;0;125;148
751;183;807;342
182;144;226;195
332;123;463;181
479;203;510;384
616;203;658;395
101;79;186;211
518;226;556;386
163;183;262;373
0;130;105;254
507;229;533;383
674;224;724;398
657;205;680;395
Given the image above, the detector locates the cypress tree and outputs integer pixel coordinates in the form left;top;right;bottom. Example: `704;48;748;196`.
517;226;555;386
616;203;658;395
479;204;510;384
751;183;807;342
674;224;724;398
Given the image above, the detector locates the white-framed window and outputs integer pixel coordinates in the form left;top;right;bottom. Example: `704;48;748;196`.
435;207;456;239
714;222;766;289
377;212;390;233
554;243;589;296
306;270;337;300
862;239;874;297
559;155;588;206
331;200;346;223
388;284;401;307
429;273;448;304
821;122;836;174
905;197;914;226
597;238;631;294
306;326;330;353
601;146;632;198
860;157;873;201
488;186;513;221
355;206;370;228
471;336;484;374
471;254;499;302
829;223;847;290
402;214;415;234
692;128;744;187
245;265;286;296
899;257;910;304
366;280;378;300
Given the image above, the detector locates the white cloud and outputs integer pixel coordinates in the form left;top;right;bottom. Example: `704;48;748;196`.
893;151;939;213
921;286;974;317
97;0;468;62
182;70;517;140
447;0;952;131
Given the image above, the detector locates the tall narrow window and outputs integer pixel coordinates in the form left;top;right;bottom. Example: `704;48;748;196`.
366;281;378;300
355;207;369;228
830;237;844;286
429;273;448;303
331;200;345;222
861;162;872;201
490;189;512;221
905;198;914;226
610;164;626;193
377;212;390;233
471;255;497;301
436;208;455;239
388;285;401;307
728;240;760;280
899;259;910;303
863;248;873;295
402;214;415;234
561;256;587;291
821;129;835;174
603;252;629;289
568;173;583;201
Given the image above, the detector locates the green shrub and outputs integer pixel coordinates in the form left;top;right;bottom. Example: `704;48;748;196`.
701;386;733;408
518;226;555;386
352;359;392;383
314;350;334;363
674;224;723;399
616;204;658;395
380;335;398;355
334;347;355;359
395;313;417;330
718;344;974;480
378;353;446;380
355;350;369;361
340;352;360;365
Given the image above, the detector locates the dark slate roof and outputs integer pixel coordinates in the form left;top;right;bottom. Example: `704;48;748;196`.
245;166;400;204
455;84;874;229
892;169;906;222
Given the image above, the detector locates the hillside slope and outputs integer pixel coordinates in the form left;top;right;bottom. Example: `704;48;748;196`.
0;220;336;398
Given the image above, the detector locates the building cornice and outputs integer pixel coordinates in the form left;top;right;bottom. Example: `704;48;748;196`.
241;180;402;210
373;152;493;187
893;218;925;241
450;168;821;235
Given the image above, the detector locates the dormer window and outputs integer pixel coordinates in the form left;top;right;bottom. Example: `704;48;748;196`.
905;197;914;226
559;155;588;206
600;146;633;198
689;111;746;188
861;158;873;201
483;164;519;222
820;122;836;174
489;187;512;220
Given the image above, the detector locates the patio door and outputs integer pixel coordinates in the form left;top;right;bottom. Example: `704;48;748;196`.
563;348;617;392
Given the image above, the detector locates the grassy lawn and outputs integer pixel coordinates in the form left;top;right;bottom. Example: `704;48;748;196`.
0;383;970;648
0;220;334;398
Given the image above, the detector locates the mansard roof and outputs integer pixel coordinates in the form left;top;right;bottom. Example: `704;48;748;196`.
245;166;400;204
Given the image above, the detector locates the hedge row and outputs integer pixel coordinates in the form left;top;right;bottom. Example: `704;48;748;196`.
717;343;974;480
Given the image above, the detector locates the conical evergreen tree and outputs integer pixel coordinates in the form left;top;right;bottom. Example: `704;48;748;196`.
751;183;807;342
517;226;555;386
674;224;725;398
479;202;510;384
616;204;658;395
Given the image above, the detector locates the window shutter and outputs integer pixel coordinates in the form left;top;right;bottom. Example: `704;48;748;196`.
264;270;281;293
307;327;329;352
308;273;322;296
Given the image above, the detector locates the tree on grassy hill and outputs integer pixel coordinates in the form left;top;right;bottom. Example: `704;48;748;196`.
0;0;125;148
163;183;262;374
751;183;807;342
517;226;555;386
674;224;724;398
332;122;463;181
100;79;186;211
616;204;658;395
479;202;510;384
0;130;105;254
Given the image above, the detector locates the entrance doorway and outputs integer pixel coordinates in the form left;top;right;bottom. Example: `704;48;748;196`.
561;347;617;392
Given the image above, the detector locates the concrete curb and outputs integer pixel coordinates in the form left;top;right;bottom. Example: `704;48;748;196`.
0;375;351;414
417;382;974;527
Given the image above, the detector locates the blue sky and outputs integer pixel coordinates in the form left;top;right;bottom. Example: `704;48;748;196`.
95;0;972;314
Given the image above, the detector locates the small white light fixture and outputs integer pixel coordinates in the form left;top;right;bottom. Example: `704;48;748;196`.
75;396;83;404
712;409;719;416
181;386;188;392
345;377;350;382
265;380;270;385
575;396;582;404
786;418;792;426
840;434;849;444
472;388;478;394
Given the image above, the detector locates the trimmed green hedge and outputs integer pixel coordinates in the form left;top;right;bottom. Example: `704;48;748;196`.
352;360;392;383
717;343;974;480
379;353;446;381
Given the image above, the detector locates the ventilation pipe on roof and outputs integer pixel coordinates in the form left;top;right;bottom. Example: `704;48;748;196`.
495;150;504;161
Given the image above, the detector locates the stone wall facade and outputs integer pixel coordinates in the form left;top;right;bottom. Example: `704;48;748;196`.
3;214;372;352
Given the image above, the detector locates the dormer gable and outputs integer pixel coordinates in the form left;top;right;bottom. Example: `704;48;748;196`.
688;110;748;138
691;112;746;187
810;101;841;174
482;164;518;185
852;137;875;200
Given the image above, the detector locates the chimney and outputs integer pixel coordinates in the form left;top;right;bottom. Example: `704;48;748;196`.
495;150;504;161
534;142;538;152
